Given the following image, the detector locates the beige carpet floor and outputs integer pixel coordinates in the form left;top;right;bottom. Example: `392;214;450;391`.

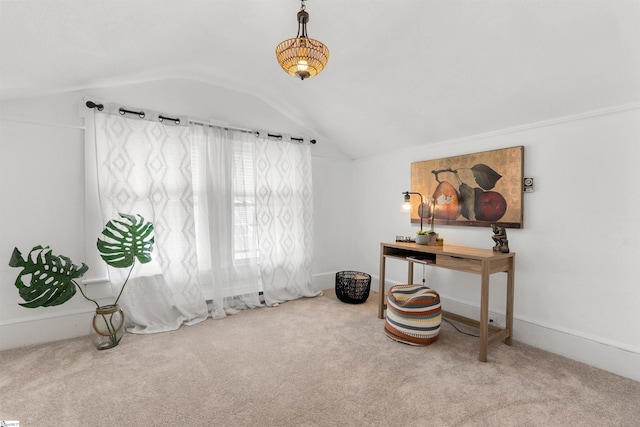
1;290;639;427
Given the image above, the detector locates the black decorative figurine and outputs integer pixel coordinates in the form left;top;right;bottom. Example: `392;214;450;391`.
491;224;509;253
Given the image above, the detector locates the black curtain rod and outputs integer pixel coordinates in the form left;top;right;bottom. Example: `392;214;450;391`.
119;107;145;118
159;115;180;125
265;134;316;144
85;100;316;144
290;136;316;144
189;120;258;136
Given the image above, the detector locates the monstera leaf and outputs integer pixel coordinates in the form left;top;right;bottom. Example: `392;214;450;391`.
9;246;88;308
97;213;154;269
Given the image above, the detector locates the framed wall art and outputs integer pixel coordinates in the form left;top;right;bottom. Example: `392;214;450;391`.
410;146;524;229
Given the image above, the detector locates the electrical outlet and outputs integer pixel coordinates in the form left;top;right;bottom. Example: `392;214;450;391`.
489;315;500;328
524;177;534;192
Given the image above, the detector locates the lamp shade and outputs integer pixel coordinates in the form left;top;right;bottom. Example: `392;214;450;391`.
402;191;424;232
401;193;412;212
275;2;329;80
275;37;330;80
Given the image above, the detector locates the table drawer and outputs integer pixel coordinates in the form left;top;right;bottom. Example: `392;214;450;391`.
436;254;482;273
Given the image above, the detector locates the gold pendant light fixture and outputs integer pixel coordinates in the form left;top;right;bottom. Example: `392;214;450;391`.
275;0;330;80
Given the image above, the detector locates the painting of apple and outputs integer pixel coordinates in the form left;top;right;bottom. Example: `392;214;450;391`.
474;189;507;222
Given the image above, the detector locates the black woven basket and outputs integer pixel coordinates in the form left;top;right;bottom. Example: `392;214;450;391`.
335;271;371;304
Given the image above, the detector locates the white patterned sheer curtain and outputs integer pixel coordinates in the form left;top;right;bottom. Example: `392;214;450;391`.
190;124;262;318
190;126;319;315
94;112;208;333
255;136;319;305
92;108;318;331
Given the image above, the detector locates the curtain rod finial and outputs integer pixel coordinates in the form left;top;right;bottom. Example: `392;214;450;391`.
86;101;104;111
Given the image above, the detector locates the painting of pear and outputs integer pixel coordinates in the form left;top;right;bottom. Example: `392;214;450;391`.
432;181;461;220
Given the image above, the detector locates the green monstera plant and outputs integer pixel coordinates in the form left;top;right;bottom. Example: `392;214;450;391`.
9;213;154;309
9;246;92;308
97;213;155;306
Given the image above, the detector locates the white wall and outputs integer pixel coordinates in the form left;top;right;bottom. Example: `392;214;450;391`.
311;156;356;291
349;105;640;381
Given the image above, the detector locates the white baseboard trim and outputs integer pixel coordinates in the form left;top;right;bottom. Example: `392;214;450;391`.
0;306;94;327
0;310;94;351
510;313;640;382
311;271;338;292
439;295;640;382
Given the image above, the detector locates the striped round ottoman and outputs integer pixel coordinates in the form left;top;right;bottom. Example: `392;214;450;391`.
384;285;441;346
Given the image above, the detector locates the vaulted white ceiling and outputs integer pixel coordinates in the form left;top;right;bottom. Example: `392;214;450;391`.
1;0;639;159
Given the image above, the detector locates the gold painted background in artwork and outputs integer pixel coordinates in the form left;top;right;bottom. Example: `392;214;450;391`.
410;146;523;228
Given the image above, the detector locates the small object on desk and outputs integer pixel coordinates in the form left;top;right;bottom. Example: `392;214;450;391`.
426;232;438;246
436;237;444;246
415;233;429;245
491;224;509;253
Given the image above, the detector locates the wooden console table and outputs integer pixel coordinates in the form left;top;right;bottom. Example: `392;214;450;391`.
378;242;515;362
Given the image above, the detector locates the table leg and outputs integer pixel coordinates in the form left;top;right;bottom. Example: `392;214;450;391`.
408;261;414;285
378;247;386;319
505;256;515;345
479;262;490;362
